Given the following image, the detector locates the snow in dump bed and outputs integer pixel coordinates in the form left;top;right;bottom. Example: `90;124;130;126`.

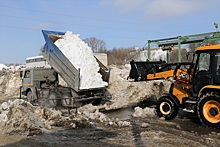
54;31;108;89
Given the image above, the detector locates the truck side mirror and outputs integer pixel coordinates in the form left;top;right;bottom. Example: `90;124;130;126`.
20;70;23;80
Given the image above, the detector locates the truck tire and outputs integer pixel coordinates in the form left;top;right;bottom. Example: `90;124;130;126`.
61;93;72;107
197;93;220;129
92;98;102;105
26;91;34;102
156;96;179;120
47;91;58;108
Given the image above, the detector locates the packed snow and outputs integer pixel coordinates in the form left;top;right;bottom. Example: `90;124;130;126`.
54;31;108;89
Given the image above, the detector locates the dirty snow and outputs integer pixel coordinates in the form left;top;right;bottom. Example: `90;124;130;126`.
133;107;155;118
0;99;64;135
100;64;170;110
75;104;131;127
0;62;171;136
54;31;108;89
0;71;21;97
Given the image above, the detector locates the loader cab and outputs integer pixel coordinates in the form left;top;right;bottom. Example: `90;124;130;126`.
191;45;220;94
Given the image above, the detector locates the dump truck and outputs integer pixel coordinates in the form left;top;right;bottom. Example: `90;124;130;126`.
156;44;220;128
20;30;110;108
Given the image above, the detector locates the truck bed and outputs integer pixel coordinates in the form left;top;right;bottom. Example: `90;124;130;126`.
42;30;107;92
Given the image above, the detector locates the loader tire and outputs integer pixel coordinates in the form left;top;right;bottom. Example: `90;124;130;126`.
156;97;179;120
197;94;220;129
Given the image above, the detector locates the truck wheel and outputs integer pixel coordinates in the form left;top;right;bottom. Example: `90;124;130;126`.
47;91;58;108
197;94;220;129
156;97;179;120
26;91;34;102
61;93;71;107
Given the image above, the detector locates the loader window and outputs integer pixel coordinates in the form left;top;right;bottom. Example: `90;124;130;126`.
193;52;211;93
216;53;220;76
196;53;210;72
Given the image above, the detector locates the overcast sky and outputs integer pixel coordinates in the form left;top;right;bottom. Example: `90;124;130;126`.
0;0;219;64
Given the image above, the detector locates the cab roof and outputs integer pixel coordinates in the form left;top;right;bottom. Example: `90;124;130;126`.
196;44;220;51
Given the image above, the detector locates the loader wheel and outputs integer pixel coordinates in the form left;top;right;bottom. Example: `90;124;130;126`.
197;94;220;128
156;97;179;120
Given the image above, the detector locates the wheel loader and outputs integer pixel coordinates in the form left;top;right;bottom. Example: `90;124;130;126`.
156;44;220;128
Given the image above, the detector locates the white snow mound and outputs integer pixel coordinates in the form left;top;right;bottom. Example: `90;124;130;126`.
54;31;108;89
0;64;8;71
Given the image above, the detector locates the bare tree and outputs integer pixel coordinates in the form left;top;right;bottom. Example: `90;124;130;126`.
107;47;135;65
83;37;107;53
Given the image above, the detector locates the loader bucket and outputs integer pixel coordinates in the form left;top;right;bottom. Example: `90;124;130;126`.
128;60;166;81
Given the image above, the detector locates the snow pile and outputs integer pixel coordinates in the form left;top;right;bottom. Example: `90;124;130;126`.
74;104;131;127
0;71;21;97
54;31;108;89
0;99;65;135
0;64;25;72
0;99;131;136
133;107;155;118
0;64;8;71
133;49;166;61
101;65;171;110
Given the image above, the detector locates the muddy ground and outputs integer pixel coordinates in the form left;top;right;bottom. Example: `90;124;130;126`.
0;98;219;147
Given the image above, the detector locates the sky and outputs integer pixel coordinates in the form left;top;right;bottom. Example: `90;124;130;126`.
0;0;220;64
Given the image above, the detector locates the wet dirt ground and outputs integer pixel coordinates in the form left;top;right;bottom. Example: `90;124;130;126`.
0;99;219;147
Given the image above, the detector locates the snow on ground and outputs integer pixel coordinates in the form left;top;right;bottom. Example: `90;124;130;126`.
54;31;108;89
0;99;131;136
0;70;21;97
0;63;171;136
0;99;65;135
100;64;170;110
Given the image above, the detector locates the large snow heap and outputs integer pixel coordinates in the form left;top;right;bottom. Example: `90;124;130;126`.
54;31;108;89
0;99;64;135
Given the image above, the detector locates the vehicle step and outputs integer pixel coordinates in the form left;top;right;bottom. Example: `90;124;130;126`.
185;100;197;104
183;108;194;113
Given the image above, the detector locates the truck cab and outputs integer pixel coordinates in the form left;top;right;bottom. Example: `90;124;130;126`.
21;67;58;102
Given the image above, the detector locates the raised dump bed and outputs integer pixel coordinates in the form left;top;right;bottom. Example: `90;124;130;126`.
42;30;109;92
